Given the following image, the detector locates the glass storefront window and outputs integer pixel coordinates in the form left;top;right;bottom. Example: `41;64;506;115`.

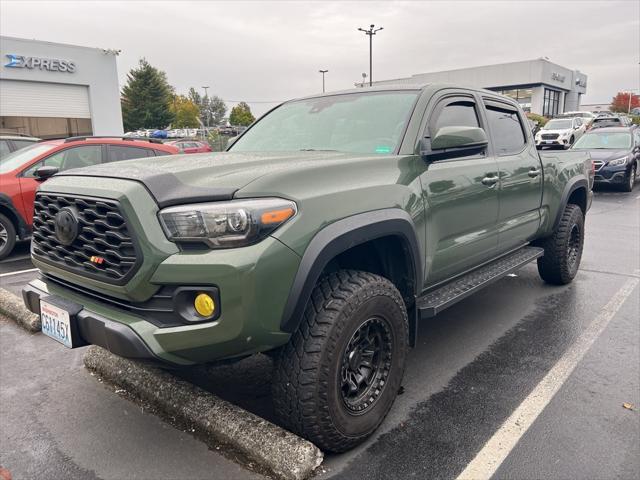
493;88;533;112
0;116;92;139
543;89;561;117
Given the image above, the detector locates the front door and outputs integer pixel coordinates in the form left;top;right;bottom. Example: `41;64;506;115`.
19;145;104;222
421;94;500;286
482;99;543;252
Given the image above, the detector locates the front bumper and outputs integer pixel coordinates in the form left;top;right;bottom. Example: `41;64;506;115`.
23;236;301;366
23;280;169;364
536;138;570;148
594;167;628;184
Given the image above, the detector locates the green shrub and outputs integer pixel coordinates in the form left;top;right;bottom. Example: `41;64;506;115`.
526;112;548;127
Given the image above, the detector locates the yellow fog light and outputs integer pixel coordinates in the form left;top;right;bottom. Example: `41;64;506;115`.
194;293;215;317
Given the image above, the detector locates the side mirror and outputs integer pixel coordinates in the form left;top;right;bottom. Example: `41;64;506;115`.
421;126;488;160
34;166;59;181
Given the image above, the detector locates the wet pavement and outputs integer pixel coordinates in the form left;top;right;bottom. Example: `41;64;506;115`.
1;187;638;479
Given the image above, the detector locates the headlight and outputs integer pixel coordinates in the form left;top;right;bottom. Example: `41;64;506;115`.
608;156;628;167
159;198;297;248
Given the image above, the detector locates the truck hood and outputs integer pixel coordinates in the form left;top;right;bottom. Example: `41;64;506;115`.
55;151;364;208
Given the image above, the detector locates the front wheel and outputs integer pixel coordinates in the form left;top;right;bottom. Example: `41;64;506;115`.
0;213;17;260
536;204;584;285
622;164;636;192
272;270;408;452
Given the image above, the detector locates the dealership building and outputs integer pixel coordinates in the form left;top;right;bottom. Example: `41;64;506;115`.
0;36;123;138
372;59;588;117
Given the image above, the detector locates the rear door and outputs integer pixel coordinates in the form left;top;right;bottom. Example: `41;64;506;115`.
421;92;500;285
482;98;543;252
106;145;153;162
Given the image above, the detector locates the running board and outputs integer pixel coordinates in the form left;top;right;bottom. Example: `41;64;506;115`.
416;246;544;318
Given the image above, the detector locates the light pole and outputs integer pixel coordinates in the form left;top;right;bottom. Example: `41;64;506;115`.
358;24;383;87
625;89;637;113
319;69;328;93
202;86;210;137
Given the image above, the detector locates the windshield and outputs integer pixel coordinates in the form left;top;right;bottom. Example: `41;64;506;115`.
0;143;56;174
229;91;419;154
544;119;572;130
572;132;632;150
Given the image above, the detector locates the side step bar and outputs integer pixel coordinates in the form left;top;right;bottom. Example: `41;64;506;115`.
416;246;544;318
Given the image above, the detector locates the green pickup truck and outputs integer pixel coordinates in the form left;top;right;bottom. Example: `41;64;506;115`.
23;84;593;452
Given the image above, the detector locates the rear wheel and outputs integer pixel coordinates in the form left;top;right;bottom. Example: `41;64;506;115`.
272;270;408;452
536;204;584;285
622;164;636;192
0;213;17;260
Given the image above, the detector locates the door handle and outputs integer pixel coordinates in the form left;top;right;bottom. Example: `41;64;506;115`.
482;175;499;187
528;168;541;178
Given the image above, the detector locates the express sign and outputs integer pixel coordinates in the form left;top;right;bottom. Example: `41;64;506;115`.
4;54;76;73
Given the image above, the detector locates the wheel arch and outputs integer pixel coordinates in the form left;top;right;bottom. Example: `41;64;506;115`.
552;177;588;232
0;193;28;238
280;209;422;338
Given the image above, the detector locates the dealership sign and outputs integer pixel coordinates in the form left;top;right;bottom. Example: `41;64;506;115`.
4;54;76;73
551;72;566;83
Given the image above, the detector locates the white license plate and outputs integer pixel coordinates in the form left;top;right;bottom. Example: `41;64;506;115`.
40;300;73;348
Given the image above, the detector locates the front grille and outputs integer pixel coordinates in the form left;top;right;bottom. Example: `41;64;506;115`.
32;193;141;284
593;160;604;171
541;133;559;140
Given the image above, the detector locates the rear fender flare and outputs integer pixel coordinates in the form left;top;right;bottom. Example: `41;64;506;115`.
552;176;588;232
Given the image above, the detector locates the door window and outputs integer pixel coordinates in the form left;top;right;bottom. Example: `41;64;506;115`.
23;145;102;177
484;104;526;155
0;140;10;159
107;145;151;162
433;100;480;133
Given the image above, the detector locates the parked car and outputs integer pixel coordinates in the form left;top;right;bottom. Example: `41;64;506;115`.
0;136;179;259
0;134;40;159
535;117;586;149
557;111;596;128
165;140;212;154
591;116;624;129
22;84;593;452
571;126;640;192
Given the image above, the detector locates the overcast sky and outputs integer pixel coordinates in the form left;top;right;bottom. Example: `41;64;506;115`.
2;0;638;116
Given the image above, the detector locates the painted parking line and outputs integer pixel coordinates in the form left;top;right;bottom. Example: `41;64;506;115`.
457;277;639;480
0;268;38;278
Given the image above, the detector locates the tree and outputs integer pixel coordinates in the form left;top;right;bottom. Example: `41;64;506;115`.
170;95;200;128
610;91;640;113
121;58;175;131
188;88;227;127
229;102;255;126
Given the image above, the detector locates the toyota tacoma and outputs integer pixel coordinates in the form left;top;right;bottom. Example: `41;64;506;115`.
23;84;593;452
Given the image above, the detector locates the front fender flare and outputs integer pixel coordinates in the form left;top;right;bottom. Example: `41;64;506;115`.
279;209;422;333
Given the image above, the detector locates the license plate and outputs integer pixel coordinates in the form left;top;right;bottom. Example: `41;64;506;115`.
40;300;73;348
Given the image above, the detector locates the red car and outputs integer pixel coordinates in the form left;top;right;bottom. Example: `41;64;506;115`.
165;140;212;153
0;136;178;259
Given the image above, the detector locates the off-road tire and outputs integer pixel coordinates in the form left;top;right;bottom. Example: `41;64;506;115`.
536;204;584;285
622;164;636;192
272;270;409;452
0;213;17;260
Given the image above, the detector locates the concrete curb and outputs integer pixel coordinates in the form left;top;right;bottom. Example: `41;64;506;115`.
84;346;323;480
0;288;40;333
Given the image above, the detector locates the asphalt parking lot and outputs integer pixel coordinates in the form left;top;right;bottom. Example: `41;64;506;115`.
1;188;639;480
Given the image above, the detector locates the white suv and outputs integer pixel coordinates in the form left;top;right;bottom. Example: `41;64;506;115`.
535;117;586;149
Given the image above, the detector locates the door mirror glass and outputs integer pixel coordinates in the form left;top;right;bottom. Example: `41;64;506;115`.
431;126;488;151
